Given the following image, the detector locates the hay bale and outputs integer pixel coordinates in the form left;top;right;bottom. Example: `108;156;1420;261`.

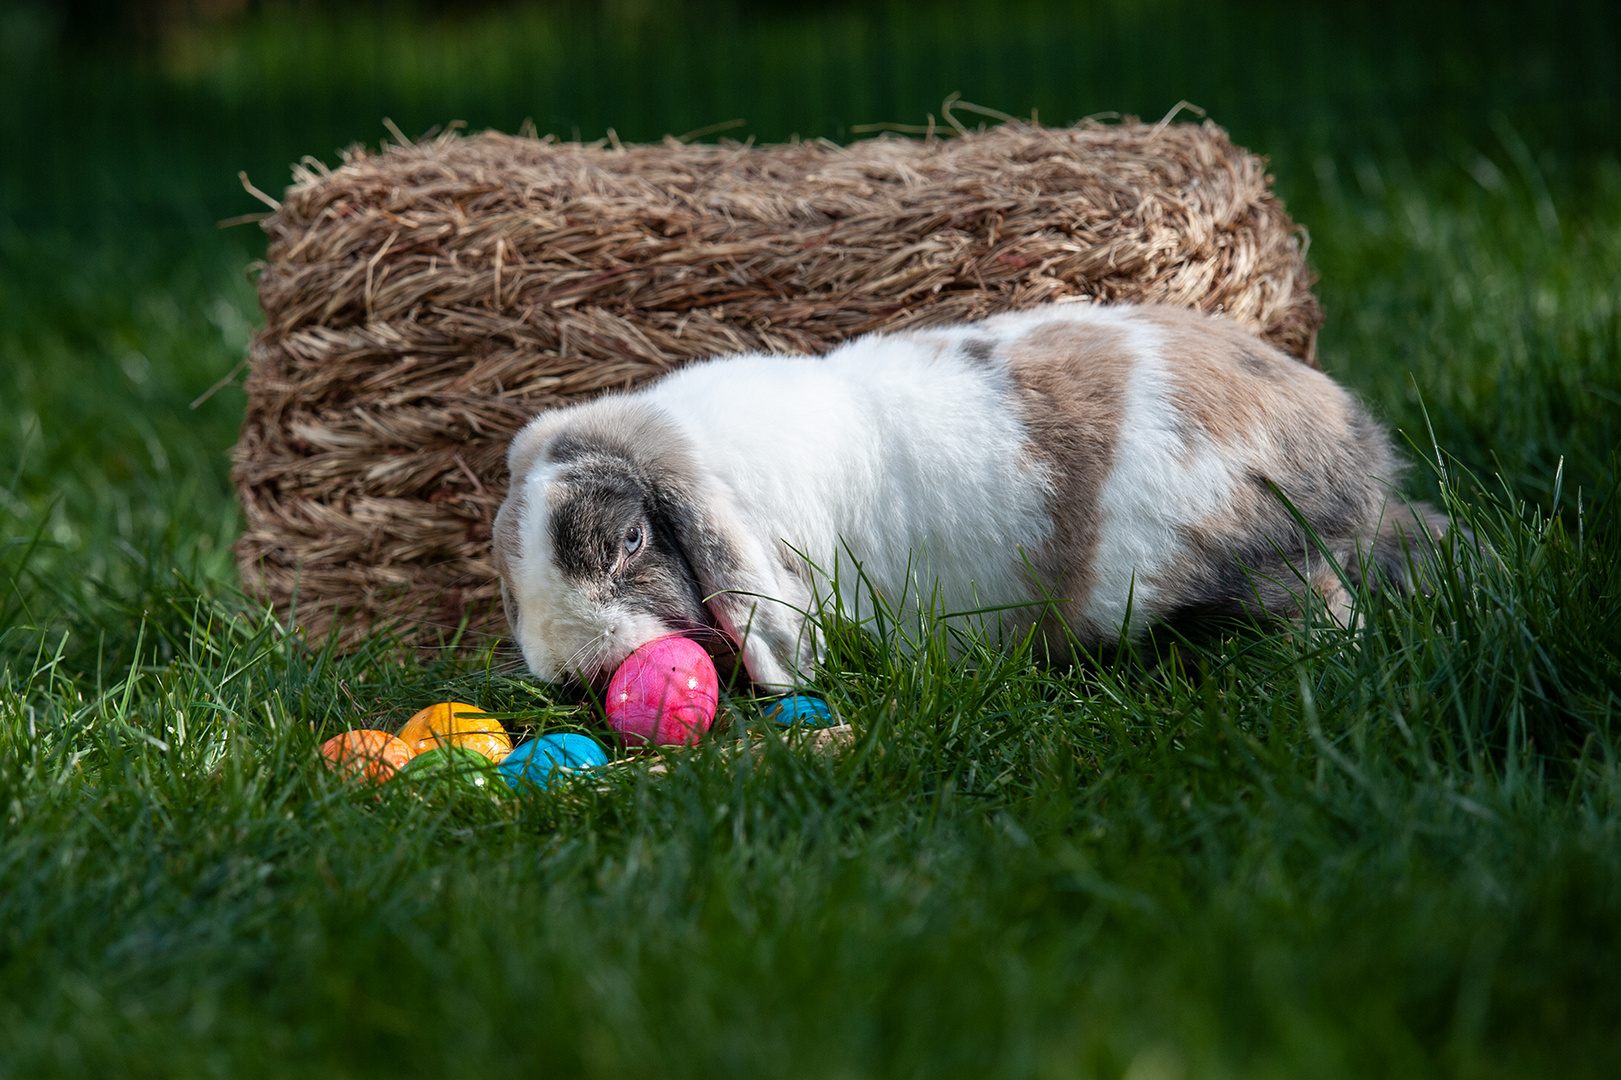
233;119;1322;648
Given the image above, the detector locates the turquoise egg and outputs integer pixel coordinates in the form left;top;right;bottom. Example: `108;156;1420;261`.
763;695;835;726
500;733;611;789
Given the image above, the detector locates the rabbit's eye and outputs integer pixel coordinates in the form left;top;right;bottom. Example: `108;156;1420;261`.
623;526;644;556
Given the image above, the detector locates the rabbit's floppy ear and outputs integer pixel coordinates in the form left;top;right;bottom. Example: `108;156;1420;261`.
506;411;561;479
653;477;817;691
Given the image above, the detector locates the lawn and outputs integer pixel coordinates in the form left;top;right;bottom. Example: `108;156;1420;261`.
2;1;1619;1076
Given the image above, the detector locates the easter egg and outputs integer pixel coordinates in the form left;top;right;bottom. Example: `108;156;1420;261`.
605;636;719;746
763;695;835;727
395;701;512;763
397;745;499;792
500;733;611;789
320;729;415;783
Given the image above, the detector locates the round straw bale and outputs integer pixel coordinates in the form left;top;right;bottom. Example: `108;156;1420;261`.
233;119;1322;650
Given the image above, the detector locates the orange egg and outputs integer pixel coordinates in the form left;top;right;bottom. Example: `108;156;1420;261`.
320;729;415;783
394;701;512;763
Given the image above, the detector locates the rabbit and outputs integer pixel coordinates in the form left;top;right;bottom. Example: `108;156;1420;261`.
492;302;1453;690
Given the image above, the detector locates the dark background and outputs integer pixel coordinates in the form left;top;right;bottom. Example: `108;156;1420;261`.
5;0;1619;235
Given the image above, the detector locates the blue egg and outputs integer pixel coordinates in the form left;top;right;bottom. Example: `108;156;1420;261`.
763;694;835;726
500;733;611;789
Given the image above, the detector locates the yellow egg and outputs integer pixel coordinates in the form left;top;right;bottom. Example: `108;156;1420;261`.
395;701;512;763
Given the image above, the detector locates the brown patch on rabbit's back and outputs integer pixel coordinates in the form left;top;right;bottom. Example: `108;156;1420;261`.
1140;303;1384;531
1133;305;1406;618
1137;304;1349;450
1001;320;1134;644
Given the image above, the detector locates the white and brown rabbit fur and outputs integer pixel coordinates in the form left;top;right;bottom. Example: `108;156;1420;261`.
493;302;1450;690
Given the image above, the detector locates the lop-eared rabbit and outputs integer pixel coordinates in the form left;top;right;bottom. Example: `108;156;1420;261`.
494;303;1449;690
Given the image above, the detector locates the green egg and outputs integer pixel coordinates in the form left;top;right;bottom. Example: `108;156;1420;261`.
398;745;500;793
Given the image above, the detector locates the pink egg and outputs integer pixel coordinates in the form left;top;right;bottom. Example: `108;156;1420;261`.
605;636;719;746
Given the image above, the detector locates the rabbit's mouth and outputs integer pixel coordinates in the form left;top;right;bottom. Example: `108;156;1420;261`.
577;621;739;696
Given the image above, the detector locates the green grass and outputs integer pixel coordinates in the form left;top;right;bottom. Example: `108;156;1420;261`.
3;1;1620;1076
